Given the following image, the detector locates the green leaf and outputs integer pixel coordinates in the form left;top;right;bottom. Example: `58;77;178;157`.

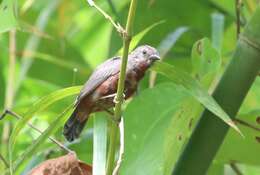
163;98;201;175
0;0;17;33
149;27;189;87
157;26;189;58
9;86;81;157
151;61;241;134
191;38;221;86
207;163;224;175
117;20;164;54
121;83;189;175
93;113;107;175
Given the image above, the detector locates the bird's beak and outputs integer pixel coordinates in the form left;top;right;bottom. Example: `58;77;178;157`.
149;54;160;61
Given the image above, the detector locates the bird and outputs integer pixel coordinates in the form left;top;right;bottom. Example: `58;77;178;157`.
63;45;160;142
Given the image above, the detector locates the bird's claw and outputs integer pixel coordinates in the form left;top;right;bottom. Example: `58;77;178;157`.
113;93;126;104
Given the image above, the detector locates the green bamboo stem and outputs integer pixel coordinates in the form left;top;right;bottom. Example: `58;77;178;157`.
5;30;16;109
173;6;260;175
106;0;137;174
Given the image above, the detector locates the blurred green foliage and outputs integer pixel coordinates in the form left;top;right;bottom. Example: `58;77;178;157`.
0;0;260;175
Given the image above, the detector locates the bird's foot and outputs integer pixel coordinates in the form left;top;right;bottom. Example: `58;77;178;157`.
113;93;126;104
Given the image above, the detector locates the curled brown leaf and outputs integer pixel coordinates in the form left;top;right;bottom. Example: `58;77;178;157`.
29;153;92;175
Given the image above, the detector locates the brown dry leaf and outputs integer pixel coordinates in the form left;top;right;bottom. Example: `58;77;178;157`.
28;153;92;175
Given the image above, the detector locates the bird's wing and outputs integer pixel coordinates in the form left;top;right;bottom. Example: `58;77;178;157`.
75;56;121;105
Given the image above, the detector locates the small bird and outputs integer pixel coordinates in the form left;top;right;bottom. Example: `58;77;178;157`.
63;45;160;142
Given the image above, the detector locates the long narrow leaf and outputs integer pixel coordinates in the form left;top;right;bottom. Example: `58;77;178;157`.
151;61;241;134
157;27;189;58
117;20;165;54
93;113;107;175
12;104;73;172
9;86;81;155
149;27;189;87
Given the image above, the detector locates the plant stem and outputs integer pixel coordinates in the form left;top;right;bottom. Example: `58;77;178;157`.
172;7;260;175
235;0;242;39
106;0;137;174
0;154;9;168
2;29;16;174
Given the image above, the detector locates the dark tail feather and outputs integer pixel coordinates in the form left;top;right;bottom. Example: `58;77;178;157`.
63;108;88;142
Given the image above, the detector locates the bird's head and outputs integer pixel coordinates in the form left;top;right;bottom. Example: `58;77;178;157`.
129;45;160;66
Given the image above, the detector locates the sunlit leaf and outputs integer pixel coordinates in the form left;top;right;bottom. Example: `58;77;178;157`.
9;86;81;157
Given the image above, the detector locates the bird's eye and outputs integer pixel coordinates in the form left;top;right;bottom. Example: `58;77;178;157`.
142;50;147;55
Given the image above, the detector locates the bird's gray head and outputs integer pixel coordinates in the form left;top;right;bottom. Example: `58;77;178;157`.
129;45;160;66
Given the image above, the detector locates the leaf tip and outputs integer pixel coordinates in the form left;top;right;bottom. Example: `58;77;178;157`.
228;120;244;138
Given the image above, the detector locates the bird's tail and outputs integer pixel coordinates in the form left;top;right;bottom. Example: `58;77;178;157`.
63;107;88;142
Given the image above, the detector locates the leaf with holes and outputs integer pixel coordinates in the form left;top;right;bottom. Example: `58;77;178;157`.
121;83;189;175
191;38;221;86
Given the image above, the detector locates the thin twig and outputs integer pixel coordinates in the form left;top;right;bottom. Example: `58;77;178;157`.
112;118;124;175
0;154;9;168
234;118;260;132
0;110;73;153
235;0;242;39
86;0;125;34
230;162;243;175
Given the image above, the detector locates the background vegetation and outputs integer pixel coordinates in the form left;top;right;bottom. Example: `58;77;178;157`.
0;0;260;174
